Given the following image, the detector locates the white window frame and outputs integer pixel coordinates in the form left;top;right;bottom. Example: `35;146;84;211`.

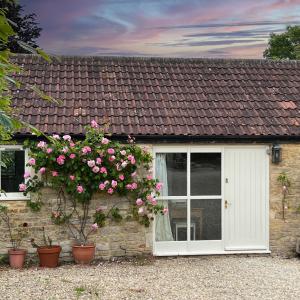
0;145;30;201
153;145;224;255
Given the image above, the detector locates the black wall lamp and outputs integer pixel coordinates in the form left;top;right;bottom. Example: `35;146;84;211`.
272;144;282;164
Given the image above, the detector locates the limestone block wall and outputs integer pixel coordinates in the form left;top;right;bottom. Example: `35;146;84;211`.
0;188;152;261
269;143;300;257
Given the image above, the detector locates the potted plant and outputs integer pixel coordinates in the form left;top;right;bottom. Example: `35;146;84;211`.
31;227;61;268
22;120;166;264
0;204;28;268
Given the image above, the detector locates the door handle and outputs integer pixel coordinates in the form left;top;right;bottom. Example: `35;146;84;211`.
225;200;230;209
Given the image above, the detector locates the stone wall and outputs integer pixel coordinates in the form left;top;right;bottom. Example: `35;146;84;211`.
1;143;300;261
269;143;300;257
0;188;152;262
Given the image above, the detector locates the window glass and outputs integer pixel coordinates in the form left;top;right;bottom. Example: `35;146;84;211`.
191;153;221;195
191;199;221;240
155;199;187;241
155;153;187;196
1;150;25;193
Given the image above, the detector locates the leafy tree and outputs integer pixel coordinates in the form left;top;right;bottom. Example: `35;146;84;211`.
0;3;55;142
0;0;42;53
264;25;300;60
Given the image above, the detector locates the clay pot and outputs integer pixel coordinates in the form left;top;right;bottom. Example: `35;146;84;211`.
8;249;27;269
37;245;61;268
72;244;95;264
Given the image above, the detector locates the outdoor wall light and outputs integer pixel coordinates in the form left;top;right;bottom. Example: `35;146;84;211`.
272;144;282;164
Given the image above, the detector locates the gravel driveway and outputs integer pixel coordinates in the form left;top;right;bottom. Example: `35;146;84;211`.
1;256;300;300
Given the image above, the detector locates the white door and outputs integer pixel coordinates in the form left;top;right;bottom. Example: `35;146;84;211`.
224;147;269;251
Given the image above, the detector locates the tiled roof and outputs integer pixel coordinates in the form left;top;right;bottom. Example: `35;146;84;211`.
11;54;300;138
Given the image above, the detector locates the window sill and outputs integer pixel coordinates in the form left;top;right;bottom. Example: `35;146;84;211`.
0;194;30;201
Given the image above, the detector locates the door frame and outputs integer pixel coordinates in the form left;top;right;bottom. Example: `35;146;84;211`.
152;144;270;256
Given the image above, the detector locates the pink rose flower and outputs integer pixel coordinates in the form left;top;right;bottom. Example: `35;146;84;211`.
111;180;118;188
91;223;98;230
62;146;69;153
69;142;75;147
39;167;46;174
19;183;27;192
91;120;98;128
130;158;136;165
100;167;107;174
56;155;65;165
119;174;124;181
107;148;115;155
109;155;115;162
131;182;137;190
101;137;109;145
121;161;128;168
99;183;106;190
147;175;153;180
138;207;145;215
126;184;132;190
107;188;114;194
131;171;137;177
104;180;109;185
28;158;36;166
136;198;143;206
151;198;157;205
120;150;126;155
146;194;153;201
92;166;100;173
52;134;60;140
128;155;134;161
69;153;76;159
87;160;95;168
63;135;71;141
23;171;31;179
52;171;58;177
82;146;92;154
96;157;102;165
69;175;75;181
163;208;169;215
46;148;53;154
37;141;47;148
156;182;163;190
77;185;84;193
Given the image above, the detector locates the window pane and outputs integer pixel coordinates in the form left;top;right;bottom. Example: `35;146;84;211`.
191;199;221;240
1;150;25;193
191;153;221;195
155;200;187;241
156;153;187;196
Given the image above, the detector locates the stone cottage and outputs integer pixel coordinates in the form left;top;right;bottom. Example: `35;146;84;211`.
1;55;300;259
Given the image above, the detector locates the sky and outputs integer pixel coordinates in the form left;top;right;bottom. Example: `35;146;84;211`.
20;0;300;59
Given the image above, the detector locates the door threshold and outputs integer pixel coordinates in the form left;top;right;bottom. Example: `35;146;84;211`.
154;250;271;256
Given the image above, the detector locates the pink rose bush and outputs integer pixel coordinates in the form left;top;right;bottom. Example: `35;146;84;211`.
22;120;166;244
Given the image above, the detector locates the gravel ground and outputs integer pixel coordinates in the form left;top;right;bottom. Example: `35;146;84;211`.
0;256;300;300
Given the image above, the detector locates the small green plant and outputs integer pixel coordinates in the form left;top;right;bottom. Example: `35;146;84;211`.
277;172;291;221
75;287;85;298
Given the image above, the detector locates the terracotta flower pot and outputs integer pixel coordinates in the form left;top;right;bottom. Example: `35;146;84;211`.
72;244;95;264
8;249;27;269
37;245;61;268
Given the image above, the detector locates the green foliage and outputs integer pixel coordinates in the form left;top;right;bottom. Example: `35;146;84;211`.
264;26;300;60
23;121;166;244
277;172;291;187
1;0;42;53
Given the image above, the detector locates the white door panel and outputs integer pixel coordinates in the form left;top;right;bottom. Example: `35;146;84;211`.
224;147;269;251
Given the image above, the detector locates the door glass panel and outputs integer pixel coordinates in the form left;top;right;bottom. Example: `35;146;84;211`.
156;153;187;196
191;153;221;196
191;199;221;240
155;200;187;241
